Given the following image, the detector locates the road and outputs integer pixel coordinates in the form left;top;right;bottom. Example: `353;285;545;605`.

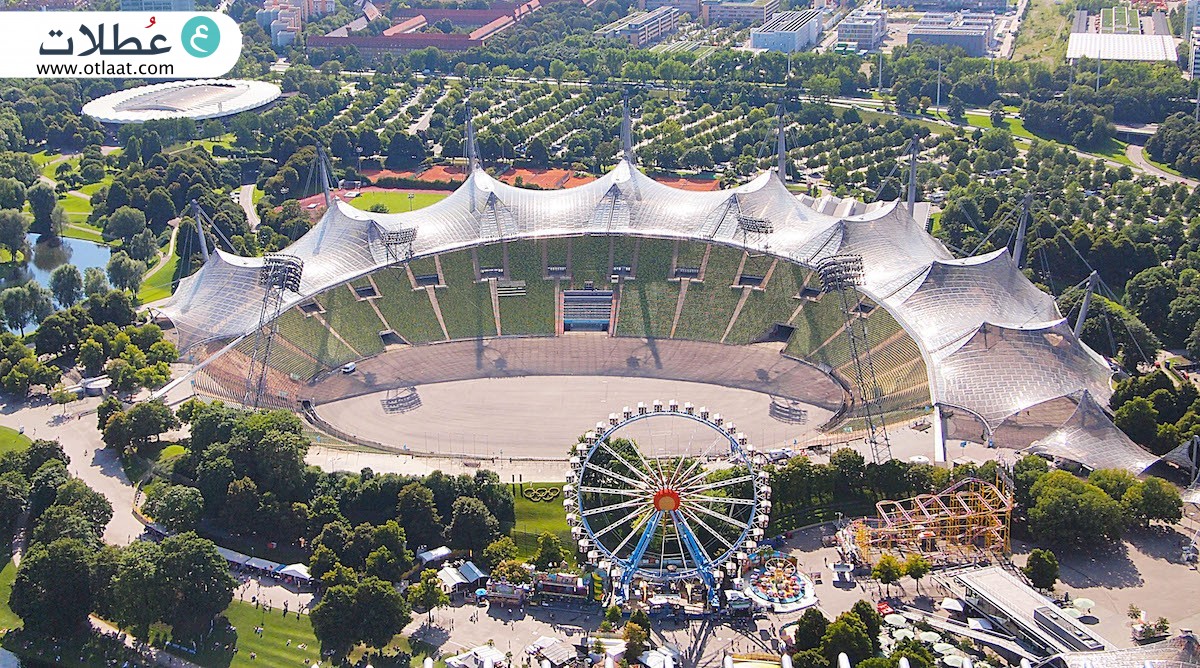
239;184;260;230
1124;141;1198;187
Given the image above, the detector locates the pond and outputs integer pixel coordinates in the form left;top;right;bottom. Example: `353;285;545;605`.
0;233;111;290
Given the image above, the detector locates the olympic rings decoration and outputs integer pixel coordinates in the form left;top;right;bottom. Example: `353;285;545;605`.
522;486;562;502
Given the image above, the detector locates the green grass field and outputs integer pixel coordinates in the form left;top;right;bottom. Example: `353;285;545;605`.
63;223;105;244
1090;138;1135;167
168;599;320;668
348;190;447;213
139;252;179;303
512;482;573;561
963;112;1035;139
0;426;31;455
0;558;20;631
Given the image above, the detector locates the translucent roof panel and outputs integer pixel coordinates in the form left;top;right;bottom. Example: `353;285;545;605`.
1025;390;1160;473
158;162;1117;444
884;249;1062;355
933;319;1115;428
159;250;268;347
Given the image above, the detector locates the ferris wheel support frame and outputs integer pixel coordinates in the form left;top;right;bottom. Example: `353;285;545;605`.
569;401;769;609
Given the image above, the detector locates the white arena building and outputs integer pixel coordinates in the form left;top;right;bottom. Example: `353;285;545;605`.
82;79;281;124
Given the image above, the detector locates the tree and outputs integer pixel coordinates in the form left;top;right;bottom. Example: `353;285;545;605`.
623;621;649;658
1023;548;1059;590
26;183;56;235
0;209;29;259
83;267;109;296
2;285;32;334
481;535;518;569
107;251;146;293
604;603;623;627
526;137;550;166
445;496;498;554
104;206;147;243
50;385;75;414
1122;477;1182;527
53;478;113;535
355;576;411;648
794;607;829;651
109;540;166;634
1028;471;1125;546
532;530;566;569
156;532;237;625
396;482;442;548
221;477;260;534
10;538;94;635
407;568;449;622
988;101;1006;128
820;611;872;665
491;559;531;584
1114;397;1159;447
850;599;883;653
149;485;205;532
872;553;904;593
903;553;931;593
313;577;411;657
49;263;83;306
0;178;25;210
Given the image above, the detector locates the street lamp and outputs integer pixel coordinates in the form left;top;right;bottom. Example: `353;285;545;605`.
408;192;415;211
356;146;363;174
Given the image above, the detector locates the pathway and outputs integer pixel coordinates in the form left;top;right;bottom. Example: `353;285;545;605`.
239;184;260;230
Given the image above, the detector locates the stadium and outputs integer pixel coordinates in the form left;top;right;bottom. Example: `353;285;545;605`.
82;79;282;124
157;120;1187;475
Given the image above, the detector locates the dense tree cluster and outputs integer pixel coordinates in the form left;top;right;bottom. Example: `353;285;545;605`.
1147;114;1200;178
1109;370;1200;455
1013;455;1182;547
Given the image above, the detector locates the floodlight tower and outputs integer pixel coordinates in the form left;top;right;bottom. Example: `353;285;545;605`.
817;254;891;463
243;254;304;409
621;95;637;165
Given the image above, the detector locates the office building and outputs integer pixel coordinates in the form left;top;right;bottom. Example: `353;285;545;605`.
120;0;193;10
700;0;778;26
749;9;822;52
880;0;1004;11
836;8;887;50
908;11;993;56
1192;27;1200;71
639;0;701;20
594;6;681;47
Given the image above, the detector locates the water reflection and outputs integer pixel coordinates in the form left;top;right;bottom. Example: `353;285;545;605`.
0;233;111;290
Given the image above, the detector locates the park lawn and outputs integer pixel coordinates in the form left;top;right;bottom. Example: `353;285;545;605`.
41;155;79;180
169;599;321;668
1090;138;1135;167
59;193;93;217
252;186;265;204
78;180;110;197
64;223;106;244
138;252;179;303
158;444;186;461
1012;0;1070;65
0;427;31;456
511;482;573;561
348;190;448;213
963;113;1035;139
0;558;20;631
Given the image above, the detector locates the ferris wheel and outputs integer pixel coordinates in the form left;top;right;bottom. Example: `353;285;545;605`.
563;400;771;606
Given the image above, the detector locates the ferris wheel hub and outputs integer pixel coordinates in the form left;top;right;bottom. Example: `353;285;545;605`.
653;488;682;512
